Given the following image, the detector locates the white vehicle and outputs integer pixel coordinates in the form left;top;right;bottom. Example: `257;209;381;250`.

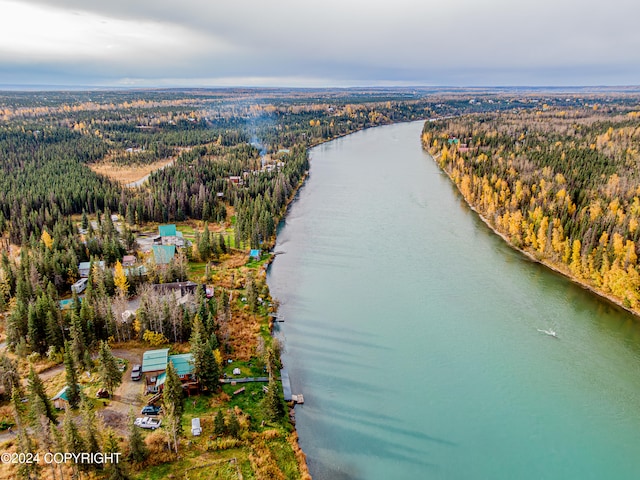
191;417;202;436
134;417;162;430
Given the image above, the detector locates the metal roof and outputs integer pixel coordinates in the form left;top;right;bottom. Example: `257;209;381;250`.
158;224;177;237
169;353;194;377
52;384;81;402
152;245;176;265
142;348;170;373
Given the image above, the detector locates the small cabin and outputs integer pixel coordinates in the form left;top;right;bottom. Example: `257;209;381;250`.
122;255;137;267
52;385;81;409
78;261;105;278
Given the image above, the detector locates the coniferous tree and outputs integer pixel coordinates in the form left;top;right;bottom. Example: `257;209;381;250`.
63;408;86;479
214;409;226;436
98;340;123;396
127;408;148;464
104;429;129;480
163;360;184;416
0;354;21;399
81;209;89;230
15;420;40;479
69;311;87;370
245;273;258;313
162;361;184;453
264;377;285;422
190;315;221;393
63;341;81;408
198;222;211;261
81;395;102;467
27;366;57;423
31;394;57;480
227;411;241;438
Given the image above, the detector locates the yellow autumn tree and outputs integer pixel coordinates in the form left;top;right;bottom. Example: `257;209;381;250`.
114;260;129;295
41;230;53;250
143;330;168;347
570;239;583;277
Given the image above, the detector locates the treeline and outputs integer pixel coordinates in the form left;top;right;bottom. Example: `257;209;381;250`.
423;104;640;310
0;93;437;247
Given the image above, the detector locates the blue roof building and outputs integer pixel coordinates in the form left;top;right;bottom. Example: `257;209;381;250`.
158;224;177;237
152;245;176;265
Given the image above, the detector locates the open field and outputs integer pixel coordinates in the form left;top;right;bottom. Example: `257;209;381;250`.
89;158;175;185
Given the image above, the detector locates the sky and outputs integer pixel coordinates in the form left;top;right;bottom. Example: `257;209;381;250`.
1;0;639;87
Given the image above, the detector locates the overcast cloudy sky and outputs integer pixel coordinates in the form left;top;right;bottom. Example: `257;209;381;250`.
1;0;639;87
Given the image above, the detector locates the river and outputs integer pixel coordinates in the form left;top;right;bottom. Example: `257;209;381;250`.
266;121;640;480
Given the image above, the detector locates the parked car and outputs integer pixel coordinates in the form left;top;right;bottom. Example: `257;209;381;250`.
134;417;161;430
131;364;142;381
96;388;109;399
141;405;161;416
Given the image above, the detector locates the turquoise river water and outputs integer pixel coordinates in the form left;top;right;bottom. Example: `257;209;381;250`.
266;121;640;479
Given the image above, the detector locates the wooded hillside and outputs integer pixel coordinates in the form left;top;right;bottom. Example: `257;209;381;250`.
424;100;640;311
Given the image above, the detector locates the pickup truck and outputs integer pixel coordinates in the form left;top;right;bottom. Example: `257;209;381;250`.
134;417;162;430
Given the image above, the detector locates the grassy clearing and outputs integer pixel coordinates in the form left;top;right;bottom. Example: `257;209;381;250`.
188;261;207;280
134;447;254;480
223;359;266;378
245;254;272;269
89;158;175;185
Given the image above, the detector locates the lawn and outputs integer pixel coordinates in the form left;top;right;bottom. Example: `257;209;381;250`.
134;447;254;480
188;261;207;280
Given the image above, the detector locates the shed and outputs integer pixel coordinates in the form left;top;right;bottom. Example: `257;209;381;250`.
122;255;136;267
191;418;202;436
52;385;81;409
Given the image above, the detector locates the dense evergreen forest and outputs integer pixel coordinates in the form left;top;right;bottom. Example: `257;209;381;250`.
423;97;640;312
0;89;439;354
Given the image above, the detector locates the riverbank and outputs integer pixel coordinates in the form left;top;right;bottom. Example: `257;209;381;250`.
266;120;640;479
427;148;640;322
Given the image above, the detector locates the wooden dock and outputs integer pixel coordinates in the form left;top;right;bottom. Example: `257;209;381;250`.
219;376;268;384
280;368;304;404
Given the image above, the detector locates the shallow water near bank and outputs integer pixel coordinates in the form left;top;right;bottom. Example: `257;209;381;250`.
267;121;640;480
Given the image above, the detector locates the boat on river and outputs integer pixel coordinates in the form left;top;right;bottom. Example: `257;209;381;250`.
537;328;557;338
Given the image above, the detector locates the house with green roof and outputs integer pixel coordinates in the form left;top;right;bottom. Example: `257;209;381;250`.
158;224;177;237
152;245;176;265
157;224;185;247
52;385;82;409
142;348;195;393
